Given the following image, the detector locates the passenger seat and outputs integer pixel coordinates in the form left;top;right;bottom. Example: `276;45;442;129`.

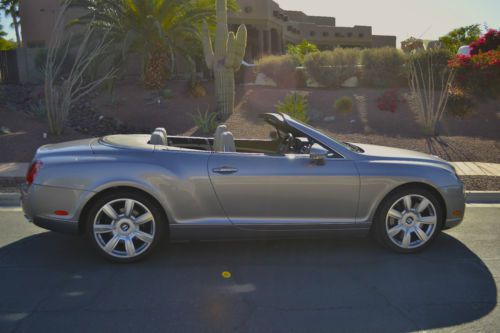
149;127;167;145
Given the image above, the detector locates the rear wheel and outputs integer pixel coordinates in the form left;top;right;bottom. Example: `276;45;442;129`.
373;187;443;253
86;191;165;263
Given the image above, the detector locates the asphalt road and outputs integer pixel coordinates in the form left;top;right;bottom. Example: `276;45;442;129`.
0;206;499;333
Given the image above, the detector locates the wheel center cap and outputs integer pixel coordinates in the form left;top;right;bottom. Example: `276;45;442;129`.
406;217;414;225
116;218;134;235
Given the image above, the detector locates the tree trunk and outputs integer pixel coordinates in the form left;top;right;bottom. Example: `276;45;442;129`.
11;12;21;47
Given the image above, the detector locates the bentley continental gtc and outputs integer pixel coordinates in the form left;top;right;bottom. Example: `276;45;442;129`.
21;113;465;262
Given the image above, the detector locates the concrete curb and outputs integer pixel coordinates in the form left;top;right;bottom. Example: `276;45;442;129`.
1;191;500;208
0;192;21;207
466;191;500;204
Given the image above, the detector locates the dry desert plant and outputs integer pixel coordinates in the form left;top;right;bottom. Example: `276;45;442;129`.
407;51;455;136
44;0;116;135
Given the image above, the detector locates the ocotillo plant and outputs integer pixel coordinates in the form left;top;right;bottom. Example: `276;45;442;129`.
202;0;247;117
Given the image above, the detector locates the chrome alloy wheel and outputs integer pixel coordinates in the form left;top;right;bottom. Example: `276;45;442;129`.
93;198;156;258
385;194;437;249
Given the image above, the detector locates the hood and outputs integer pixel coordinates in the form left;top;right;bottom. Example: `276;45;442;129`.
352;143;447;164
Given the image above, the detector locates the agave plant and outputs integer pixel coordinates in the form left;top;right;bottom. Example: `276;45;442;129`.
190;107;218;135
72;0;238;88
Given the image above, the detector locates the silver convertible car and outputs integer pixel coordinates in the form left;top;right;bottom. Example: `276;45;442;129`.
21;113;465;262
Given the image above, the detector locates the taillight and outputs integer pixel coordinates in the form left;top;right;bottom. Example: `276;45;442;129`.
26;160;43;185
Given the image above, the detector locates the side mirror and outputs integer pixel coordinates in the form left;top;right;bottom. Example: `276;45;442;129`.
309;143;328;164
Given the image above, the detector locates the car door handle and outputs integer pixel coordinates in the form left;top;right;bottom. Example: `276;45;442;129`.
212;166;238;174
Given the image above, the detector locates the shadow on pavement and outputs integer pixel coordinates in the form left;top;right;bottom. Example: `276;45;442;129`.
0;231;497;332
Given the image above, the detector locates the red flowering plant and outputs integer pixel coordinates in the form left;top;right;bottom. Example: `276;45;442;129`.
377;88;402;113
448;29;500;98
469;29;500;55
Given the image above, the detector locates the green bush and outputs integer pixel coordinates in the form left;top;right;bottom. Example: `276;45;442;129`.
361;48;406;87
334;96;353;113
276;91;309;122
304;48;360;87
286;40;319;65
256;54;304;88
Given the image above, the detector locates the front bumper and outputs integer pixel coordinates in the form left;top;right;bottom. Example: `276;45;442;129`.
440;183;466;229
21;183;92;234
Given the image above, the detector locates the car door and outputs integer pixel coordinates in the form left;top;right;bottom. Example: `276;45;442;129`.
207;151;360;228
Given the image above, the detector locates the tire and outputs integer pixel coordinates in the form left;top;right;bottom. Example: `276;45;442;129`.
373;186;443;253
86;191;165;263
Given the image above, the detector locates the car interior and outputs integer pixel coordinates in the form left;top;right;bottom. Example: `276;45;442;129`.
149;116;317;156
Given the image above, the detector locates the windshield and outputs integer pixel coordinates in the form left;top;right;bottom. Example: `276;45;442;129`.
283;115;364;153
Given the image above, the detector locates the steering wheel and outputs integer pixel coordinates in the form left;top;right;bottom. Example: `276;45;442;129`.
278;133;294;155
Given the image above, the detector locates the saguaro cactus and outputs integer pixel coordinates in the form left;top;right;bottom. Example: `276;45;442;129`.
202;0;247;117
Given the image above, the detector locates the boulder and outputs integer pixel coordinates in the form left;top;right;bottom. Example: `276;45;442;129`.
255;73;277;87
341;76;359;88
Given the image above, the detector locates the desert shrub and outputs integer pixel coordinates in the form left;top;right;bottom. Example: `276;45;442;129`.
377;89;403;113
361;48;406;87
406;49;453;90
191;107;218;135
334;96;353;113
304;48;360;87
161;88;173;99
445;87;474;117
449;49;500;98
256;54;304;88
287;40;319;65
276;91;309;122
407;50;456;136
28;99;46;119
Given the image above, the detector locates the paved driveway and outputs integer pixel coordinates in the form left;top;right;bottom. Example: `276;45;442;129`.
0;206;499;332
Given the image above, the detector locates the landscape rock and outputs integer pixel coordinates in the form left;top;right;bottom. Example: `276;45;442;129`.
341;76;359;88
255;73;277;87
0;126;11;135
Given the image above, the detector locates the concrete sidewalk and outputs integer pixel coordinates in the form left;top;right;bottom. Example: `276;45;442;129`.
2;161;500;178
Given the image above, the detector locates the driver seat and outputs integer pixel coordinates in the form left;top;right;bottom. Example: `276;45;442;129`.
219;131;236;152
213;125;227;150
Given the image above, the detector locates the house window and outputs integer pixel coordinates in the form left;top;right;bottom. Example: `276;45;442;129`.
310;31;316;37
244;6;252;13
359;33;364;38
335;32;342;37
323;32;329;37
347;32;352;37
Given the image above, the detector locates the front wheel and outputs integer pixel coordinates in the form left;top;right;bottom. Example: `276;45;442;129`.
86;191;165;263
373;187;443;253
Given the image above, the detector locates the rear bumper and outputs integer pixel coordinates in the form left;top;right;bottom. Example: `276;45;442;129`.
33;216;79;233
21;183;91;234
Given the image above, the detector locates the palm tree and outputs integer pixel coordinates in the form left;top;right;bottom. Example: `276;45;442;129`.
0;23;6;38
72;0;237;88
0;0;21;48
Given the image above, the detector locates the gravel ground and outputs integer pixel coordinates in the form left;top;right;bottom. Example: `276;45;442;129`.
462;176;500;191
